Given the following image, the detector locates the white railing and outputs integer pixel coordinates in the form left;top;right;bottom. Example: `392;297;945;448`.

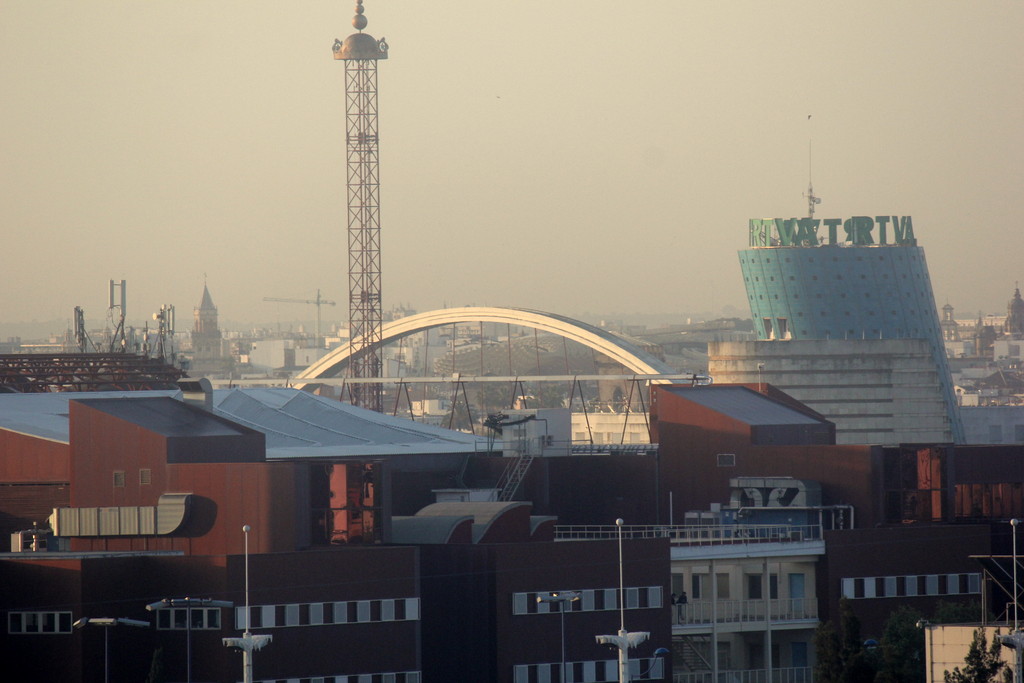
555;524;823;546
672;598;818;626
674;666;813;683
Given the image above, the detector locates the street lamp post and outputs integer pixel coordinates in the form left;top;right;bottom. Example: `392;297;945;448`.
596;518;650;683
73;617;150;683
1000;519;1024;683
538;591;581;682
223;524;272;683
146;597;233;683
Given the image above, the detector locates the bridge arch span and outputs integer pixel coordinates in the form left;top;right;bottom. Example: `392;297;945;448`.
295;306;675;382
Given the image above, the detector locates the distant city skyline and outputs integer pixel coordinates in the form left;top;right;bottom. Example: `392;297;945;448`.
2;1;1021;332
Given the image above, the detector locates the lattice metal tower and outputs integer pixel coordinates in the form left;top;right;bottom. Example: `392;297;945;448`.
333;1;388;411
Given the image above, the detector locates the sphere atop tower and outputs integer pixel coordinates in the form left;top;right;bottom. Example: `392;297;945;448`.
333;0;388;61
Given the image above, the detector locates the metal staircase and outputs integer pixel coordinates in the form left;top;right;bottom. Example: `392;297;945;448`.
494;453;534;501
677;635;713;672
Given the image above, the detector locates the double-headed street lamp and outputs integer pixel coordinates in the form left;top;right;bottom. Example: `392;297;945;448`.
73;617;150;683
223;524;272;683
146;596;233;683
999;519;1024;683
596;518;651;683
538;591;581;682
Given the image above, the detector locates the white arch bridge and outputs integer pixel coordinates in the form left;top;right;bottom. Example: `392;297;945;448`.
294;306;688;387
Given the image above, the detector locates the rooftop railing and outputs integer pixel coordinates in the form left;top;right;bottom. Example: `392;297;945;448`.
674;666;813;683
555;523;823;546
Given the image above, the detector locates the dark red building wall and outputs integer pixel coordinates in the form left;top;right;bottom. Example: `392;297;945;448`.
67;401;297;556
0;428;71;540
68;401;177;509
0;427;70;481
229;547;421;680
466;454;660;526
820;525;991;636
67;459;298;556
651;387;884;526
1;547;422;683
953;445;1024;483
419;539;671;683
0;557;87;682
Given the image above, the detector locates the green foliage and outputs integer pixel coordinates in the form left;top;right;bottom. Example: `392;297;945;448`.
840;597;864;663
814;620;844;683
840;650;878;683
933;600;982;625
943;628;1005;683
878;605;926;683
817;598;929;683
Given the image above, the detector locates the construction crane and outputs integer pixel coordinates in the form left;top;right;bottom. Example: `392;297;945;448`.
263;290;337;349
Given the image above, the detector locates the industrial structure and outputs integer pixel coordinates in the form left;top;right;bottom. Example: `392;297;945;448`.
333;0;388;412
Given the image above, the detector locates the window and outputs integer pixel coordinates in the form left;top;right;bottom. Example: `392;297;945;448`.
691;574;705;600
8;611;72;634
990;425;1004;443
791;642;809;668
716;453;735;467
113;470;126;488
748;574;762;599
716;573;730;599
156;607;221;630
139;469;152;485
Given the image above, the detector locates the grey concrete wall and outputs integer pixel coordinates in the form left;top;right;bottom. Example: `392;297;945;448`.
709;339;954;445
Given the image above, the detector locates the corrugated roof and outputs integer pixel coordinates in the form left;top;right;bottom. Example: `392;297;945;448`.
0;388;492;457
663;385;825;426
77;396;249;438
0;390;179;443
212;388;491;458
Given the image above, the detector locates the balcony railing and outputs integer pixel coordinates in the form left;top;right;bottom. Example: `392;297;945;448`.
674;666;813;683
555;524;823;546
672;598;818;626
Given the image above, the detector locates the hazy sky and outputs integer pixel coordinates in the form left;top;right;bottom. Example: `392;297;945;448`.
2;1;1022;333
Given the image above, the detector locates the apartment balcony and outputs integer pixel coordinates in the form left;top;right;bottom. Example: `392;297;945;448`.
673;666;813;683
672;598;818;630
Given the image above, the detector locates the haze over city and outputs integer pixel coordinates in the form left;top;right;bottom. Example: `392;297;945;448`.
2;1;1021;336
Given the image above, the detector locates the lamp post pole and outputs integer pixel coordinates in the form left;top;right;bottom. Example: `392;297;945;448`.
73;617;150;683
223;524;272;683
596;518;650;683
999;520;1024;683
147;597;233;683
538;591;581;682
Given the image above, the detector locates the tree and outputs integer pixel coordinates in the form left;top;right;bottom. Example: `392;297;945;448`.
944;628;1005;683
840;597;864;663
878;605;926;683
814;620;844;683
934;600;983;625
815;598;879;683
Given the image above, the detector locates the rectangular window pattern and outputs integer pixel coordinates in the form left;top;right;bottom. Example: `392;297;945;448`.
252;673;420;683
511;586;663;616
237;598;420;630
8;611;73;634
156;607;222;630
840;573;980;599
514;657;663;683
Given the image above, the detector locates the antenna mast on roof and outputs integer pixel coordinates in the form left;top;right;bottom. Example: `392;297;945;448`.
803;115;822;218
